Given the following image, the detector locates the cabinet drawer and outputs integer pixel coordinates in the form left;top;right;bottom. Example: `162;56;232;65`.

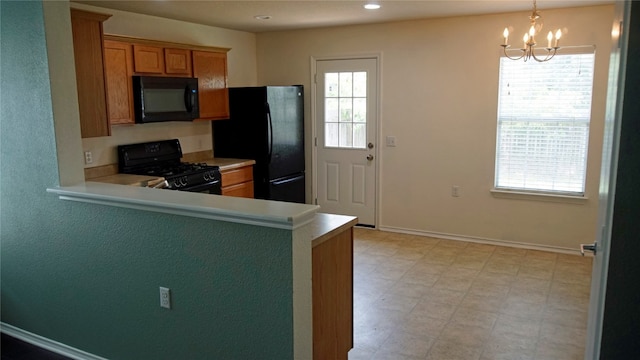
221;166;253;187
222;181;254;198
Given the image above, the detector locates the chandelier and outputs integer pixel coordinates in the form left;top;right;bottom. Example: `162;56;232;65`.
501;0;563;62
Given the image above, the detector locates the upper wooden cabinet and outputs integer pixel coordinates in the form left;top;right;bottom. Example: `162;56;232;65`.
192;51;230;120
70;9;112;138
102;35;230;124
132;45;192;76
103;40;135;125
132;45;164;74
165;48;192;75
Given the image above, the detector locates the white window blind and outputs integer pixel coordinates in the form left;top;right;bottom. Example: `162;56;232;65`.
495;52;595;195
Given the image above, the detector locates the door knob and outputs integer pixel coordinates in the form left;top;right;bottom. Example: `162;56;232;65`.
580;242;597;256
368;142;374;149
367;154;374;161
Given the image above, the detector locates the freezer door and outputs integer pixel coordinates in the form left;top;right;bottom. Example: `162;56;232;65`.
268;173;305;204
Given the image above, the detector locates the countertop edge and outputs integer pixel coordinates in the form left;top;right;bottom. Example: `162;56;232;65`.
47;182;319;230
308;213;359;247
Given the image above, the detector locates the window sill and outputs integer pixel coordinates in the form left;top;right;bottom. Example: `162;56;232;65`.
490;188;589;204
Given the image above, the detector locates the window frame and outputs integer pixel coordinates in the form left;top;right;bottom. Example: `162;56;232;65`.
493;49;596;199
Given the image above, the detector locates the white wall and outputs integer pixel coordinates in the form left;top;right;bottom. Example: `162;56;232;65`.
70;3;258;167
256;5;614;250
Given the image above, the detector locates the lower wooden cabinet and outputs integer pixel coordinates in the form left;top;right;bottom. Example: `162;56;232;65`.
312;227;354;360
221;165;254;198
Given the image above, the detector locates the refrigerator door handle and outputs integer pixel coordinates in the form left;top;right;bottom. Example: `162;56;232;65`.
266;102;273;163
272;174;305;186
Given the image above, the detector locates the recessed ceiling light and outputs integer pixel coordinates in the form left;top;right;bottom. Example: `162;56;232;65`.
254;15;272;20
364;2;381;10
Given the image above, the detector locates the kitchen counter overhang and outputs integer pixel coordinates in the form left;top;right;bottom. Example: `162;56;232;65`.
47;181;319;230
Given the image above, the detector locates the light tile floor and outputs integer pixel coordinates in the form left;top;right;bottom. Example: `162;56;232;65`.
349;228;592;360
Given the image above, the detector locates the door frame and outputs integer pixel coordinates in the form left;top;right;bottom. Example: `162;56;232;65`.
585;1;630;358
310;53;382;227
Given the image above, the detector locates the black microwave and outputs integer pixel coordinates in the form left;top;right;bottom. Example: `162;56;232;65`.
132;76;200;123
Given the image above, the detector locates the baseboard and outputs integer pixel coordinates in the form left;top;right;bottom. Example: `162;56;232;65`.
0;323;107;360
377;225;584;256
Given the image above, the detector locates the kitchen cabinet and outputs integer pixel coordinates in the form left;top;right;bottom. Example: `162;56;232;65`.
104;40;135;125
164;48;192;75
102;35;230;124
132;45;164;74
132;45;192;76
312;226;353;360
192;50;230;120
70;9;111;138
221;165;254;198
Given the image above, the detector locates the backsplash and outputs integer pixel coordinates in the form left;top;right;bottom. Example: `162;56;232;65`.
82;121;213;168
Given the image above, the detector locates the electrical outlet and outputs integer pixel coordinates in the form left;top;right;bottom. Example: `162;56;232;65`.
84;151;93;164
452;185;460;197
159;287;171;309
386;136;397;147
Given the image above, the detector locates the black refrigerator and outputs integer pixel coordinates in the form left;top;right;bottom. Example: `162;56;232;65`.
213;86;305;203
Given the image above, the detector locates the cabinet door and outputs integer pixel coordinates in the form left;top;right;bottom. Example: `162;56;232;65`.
70;9;111;138
104;40;135;125
164;48;192;75
192;51;229;120
133;45;164;73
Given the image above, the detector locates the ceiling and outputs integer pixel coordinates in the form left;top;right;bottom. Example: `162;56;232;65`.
74;0;613;33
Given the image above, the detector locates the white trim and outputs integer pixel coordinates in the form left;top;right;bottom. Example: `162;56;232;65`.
47;182;319;230
1;323;107;360
378;225;586;256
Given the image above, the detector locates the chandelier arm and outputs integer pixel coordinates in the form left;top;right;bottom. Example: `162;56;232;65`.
531;47;558;62
501;45;526;61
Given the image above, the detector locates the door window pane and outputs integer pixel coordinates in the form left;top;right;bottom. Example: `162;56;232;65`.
324;71;367;149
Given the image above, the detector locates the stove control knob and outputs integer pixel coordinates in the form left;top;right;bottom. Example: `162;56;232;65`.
203;172;210;181
181;176;188;187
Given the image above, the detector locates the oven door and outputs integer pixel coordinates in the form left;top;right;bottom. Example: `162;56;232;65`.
178;180;221;195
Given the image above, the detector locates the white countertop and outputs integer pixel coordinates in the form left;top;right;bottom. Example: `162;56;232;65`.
47;182;319;230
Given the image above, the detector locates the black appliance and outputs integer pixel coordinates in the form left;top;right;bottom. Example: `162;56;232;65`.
118;139;221;194
132;76;199;123
213;86;305;203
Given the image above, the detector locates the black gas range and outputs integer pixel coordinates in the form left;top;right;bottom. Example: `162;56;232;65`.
117;139;221;194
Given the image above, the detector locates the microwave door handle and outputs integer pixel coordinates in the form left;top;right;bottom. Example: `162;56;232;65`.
184;86;193;112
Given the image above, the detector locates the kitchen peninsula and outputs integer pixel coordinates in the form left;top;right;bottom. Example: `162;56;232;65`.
47;181;356;360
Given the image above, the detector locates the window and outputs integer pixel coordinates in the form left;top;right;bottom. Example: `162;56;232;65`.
495;52;595;195
324;71;367;148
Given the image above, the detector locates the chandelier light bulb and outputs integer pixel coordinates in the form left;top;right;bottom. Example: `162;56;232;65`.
499;0;564;62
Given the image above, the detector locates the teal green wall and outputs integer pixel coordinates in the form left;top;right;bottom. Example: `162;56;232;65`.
0;2;294;359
